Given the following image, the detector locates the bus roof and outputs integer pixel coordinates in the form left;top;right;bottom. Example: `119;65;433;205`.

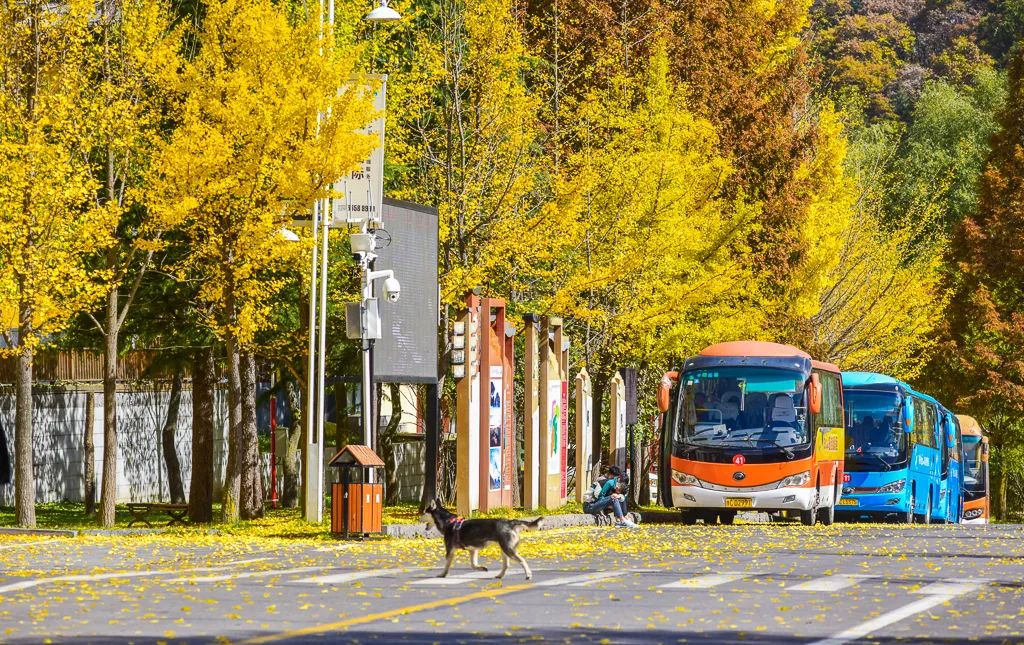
842;371;945;407
957;414;984;437
813;360;841;374
700;341;811;359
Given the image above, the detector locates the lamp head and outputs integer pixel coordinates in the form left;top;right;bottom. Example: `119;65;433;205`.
365;0;401;22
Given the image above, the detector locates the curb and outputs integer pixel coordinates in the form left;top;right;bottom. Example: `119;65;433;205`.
79;528;223;537
0;527;79;538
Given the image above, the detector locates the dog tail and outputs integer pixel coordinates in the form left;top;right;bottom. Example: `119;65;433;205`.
512;517;543;532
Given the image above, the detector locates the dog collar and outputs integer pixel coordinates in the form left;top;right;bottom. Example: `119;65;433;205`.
448;516;464;531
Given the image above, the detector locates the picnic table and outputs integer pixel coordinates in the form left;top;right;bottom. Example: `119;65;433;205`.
126;503;189;528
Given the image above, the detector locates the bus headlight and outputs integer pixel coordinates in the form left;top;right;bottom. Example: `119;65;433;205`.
778;471;810;488
963;508;983;520
672;471;700;486
877;479;906;493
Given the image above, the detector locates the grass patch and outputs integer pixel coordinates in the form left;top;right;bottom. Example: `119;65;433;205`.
2;499;593;537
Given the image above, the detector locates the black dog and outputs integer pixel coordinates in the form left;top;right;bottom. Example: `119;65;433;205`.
422;499;542;579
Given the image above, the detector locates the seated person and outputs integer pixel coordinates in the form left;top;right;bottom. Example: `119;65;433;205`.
717;391;741;429
583;466;637;528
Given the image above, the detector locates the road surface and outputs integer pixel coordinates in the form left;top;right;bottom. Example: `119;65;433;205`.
0;522;1021;643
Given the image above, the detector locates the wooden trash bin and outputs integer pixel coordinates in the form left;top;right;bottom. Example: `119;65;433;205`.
328;445;385;538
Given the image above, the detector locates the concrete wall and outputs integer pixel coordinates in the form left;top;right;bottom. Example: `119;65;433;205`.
0;386;229;505
392;438;425;503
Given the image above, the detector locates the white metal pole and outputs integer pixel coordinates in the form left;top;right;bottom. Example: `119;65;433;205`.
311;197;330;523
361;255;374;483
303;199;320;522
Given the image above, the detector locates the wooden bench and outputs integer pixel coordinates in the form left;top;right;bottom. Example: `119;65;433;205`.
126;503;189;528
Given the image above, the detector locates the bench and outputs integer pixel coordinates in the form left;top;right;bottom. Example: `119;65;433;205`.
126;503;189;528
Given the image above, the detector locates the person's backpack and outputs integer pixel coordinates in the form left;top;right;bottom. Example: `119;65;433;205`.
582;477;606;504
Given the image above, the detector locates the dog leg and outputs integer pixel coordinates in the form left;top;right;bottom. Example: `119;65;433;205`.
439;549;456;578
496;554;509;579
513;552;532;580
469;549;487;571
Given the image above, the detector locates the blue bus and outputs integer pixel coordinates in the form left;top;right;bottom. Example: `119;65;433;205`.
837;372;954;523
938;410;964;524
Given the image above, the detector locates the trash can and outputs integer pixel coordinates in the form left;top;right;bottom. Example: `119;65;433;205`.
328;445;384;538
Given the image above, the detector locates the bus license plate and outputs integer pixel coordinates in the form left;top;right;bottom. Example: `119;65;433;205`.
838;498;859;506
724;498;752;508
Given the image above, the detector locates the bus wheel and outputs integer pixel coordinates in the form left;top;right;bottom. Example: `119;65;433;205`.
921;491;932;524
680;511;697;525
719;511;736;525
818;503;835;526
904;492;915;524
800;508;816;526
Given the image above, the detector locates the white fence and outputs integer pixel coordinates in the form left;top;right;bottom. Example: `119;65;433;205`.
0;386;229;505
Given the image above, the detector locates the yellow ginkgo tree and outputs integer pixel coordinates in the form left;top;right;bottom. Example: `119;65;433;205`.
0;1;116;528
551;44;761;452
148;0;376;522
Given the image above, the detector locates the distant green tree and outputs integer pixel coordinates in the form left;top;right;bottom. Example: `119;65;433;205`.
887;68;1006;239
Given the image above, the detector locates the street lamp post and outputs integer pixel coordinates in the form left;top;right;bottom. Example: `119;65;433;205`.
303;0;403;522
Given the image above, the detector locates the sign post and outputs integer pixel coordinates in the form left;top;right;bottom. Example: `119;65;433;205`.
575;368;592;503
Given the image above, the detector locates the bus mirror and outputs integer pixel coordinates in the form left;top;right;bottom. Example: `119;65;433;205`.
903;398;914;429
657;370;679;413
808;373;822;415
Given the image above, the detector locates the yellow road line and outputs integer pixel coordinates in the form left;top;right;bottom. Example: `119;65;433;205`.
242;582;533;643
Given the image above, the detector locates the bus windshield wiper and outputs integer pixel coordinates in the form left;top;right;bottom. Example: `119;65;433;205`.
853;452;891;471
757;439;795;460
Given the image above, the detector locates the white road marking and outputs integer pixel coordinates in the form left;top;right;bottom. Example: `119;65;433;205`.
412;570;504;586
788;574;876;592
314;544;358;552
810;580;984;645
169;566;321;583
297;568;408;585
535;571;625;587
659;573;751;589
913;579;988;595
0;558;267;594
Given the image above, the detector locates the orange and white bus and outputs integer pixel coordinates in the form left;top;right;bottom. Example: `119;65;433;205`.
956;414;990;524
657;341;845;525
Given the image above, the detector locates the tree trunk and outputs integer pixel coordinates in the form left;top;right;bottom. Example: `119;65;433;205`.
188;347;216;523
637;436;652;506
14;344;35;528
239;351;264;520
84;391;96;516
98;291;118;527
379;383;402;505
221;336;242;523
161;368;186;504
282;380;302;508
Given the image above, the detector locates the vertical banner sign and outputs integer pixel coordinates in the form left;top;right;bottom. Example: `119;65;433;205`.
616;379;627;471
489;366;503;491
548;381;562;475
560;380;569;498
333;75;387;229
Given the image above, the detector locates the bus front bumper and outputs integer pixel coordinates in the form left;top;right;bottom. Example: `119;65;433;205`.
834;492;909;515
671;485;817;512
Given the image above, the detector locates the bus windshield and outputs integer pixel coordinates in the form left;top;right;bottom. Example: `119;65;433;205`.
844;389;907;471
677;367;808;450
963;436;986;494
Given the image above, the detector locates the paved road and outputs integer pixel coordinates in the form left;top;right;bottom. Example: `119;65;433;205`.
1;523;1022;643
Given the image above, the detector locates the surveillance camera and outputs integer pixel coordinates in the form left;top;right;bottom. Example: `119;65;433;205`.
383;276;401;302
